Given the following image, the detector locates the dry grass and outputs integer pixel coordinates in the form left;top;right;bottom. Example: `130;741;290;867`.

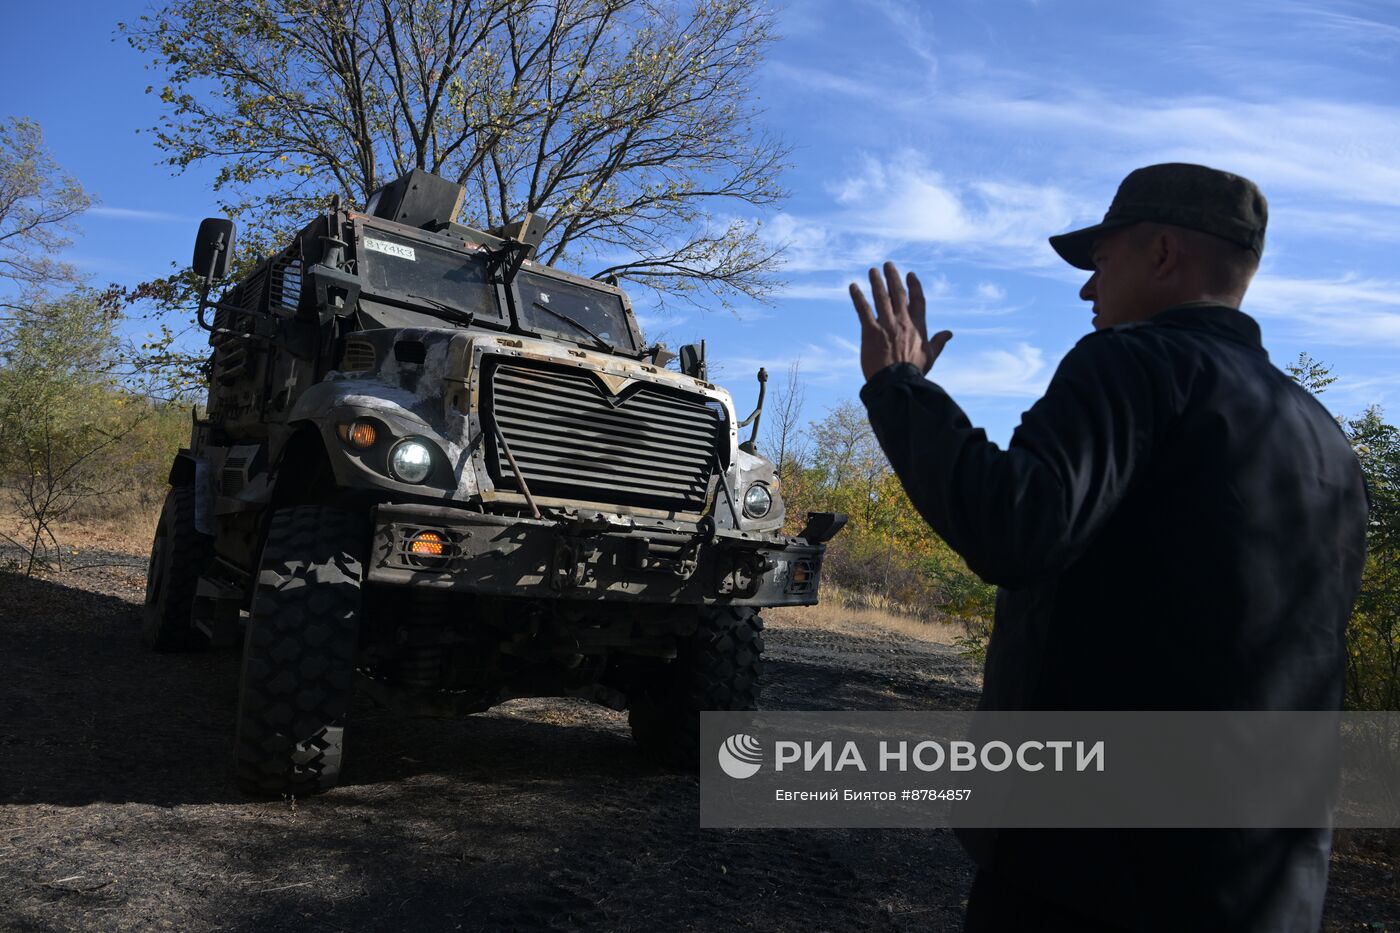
766;586;965;646
1;504;160;564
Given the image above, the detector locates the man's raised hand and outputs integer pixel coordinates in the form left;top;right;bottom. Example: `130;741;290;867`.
849;261;953;382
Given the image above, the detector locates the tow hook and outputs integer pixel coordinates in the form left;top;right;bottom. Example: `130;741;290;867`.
718;551;772;598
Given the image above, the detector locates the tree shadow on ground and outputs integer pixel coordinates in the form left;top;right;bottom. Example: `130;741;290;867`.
0;570;977;932
0;572;979;808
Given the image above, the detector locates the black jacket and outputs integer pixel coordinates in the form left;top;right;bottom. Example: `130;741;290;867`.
860;303;1369;931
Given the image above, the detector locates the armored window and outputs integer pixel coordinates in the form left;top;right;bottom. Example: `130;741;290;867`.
356;226;503;324
515;271;636;352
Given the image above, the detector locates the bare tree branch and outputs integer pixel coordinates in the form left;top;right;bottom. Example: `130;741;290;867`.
121;0;788;307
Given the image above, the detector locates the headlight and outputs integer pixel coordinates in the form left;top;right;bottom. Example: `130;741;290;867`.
389;440;433;483
743;483;773;518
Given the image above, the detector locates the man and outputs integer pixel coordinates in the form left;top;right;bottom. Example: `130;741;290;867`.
849;164;1369;932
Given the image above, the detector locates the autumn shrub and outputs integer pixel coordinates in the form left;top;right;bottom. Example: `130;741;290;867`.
778;401;996;640
1343;407;1400;712
0;291;188;570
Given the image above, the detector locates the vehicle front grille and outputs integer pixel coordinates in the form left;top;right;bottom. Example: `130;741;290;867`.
483;357;724;513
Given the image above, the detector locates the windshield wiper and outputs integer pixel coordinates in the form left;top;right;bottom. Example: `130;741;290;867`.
531;300;613;352
406;293;477;328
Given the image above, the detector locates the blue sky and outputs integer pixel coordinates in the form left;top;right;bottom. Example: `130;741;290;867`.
6;0;1400;444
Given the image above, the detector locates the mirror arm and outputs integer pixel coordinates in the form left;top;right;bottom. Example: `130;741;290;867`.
194;231;226;332
737;367;769;443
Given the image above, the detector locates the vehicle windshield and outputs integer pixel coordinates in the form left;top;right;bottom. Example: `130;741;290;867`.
515;270;635;352
357;226;503;326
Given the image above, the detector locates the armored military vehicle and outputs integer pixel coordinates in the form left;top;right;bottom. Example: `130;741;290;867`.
143;168;845;796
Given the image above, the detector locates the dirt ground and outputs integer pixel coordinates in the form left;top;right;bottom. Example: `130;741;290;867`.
1;531;1397;932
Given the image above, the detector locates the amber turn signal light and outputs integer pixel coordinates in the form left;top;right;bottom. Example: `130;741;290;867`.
336;420;378;449
408;531;446;556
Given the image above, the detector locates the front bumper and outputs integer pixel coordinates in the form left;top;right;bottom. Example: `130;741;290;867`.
366;503;830;607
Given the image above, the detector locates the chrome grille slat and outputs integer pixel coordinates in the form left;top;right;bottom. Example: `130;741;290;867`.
494;409;717;453
496;370;717;420
493;398;719;445
503;448;710;490
486;359;723;512
504;433;712;472
508;466;707;497
492;389;720;447
493;379;720;443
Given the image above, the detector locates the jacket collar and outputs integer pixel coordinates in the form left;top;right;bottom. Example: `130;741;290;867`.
1149;301;1266;356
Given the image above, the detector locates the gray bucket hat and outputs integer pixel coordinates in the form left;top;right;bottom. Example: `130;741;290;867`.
1049;163;1268;271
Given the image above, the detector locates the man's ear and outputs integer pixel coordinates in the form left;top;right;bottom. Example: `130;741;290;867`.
1153;226;1182;279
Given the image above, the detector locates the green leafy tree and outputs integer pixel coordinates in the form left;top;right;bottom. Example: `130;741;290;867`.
0;290;150;574
121;0;787;308
1286;354;1400;710
1344;405;1400;711
0;117;91;336
0;120;178;572
1286;351;1338;396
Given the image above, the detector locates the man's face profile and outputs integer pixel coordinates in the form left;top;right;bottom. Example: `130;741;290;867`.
1079;224;1153;331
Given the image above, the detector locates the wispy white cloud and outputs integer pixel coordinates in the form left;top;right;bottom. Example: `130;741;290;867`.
1268;1;1400;56
65;254;135;275
725;332;1048;399
773;270;1028;323
635;312;681;331
1268;206;1400;244
1246;273;1400;345
768;63;1400;241
773;281;854;301
765;59;928;115
775;273;951;303
765;213;895;275
934;342;1049;398
765;62;895;105
87;206;192;223
859;0;940;73
937;93;1400;215
824;151;1085;264
725;334;862;387
944;325;1034;337
1326;372;1400;415
774;0;832;38
730;305;775;326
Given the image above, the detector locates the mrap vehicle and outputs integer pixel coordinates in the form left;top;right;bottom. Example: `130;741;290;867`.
142;168;845;796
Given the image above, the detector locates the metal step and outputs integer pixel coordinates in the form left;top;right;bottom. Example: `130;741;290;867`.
193;574;245;648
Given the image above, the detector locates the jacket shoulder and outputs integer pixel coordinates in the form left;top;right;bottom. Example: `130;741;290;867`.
1071;320;1151;347
1065;321;1167;365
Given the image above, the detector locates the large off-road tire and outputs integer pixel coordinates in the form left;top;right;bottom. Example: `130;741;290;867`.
235;506;367;797
628;606;765;769
142;485;214;652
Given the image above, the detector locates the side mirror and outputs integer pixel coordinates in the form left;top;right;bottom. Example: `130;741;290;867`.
193;218;236;279
678;341;707;380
